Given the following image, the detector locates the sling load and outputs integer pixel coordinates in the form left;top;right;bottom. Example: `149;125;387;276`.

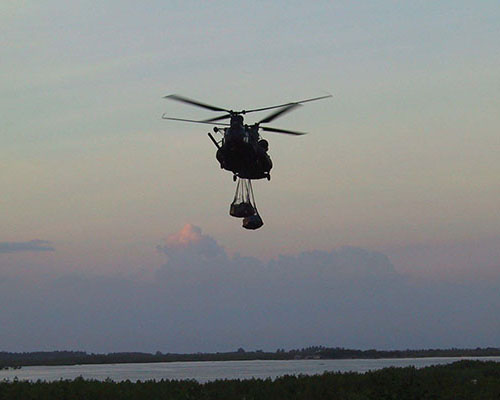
230;178;264;230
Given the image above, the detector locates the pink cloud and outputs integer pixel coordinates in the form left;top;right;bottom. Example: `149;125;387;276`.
158;224;225;264
165;224;203;248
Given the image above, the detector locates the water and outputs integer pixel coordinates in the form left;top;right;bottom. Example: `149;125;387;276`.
1;357;499;383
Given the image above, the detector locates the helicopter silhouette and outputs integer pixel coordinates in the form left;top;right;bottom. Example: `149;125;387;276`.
162;94;331;181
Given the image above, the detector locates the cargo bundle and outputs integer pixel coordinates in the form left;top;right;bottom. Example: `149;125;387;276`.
229;178;263;230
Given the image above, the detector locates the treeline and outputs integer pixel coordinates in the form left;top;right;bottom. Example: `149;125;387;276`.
1;360;500;399
2;346;500;368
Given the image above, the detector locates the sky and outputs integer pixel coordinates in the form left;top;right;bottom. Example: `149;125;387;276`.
1;1;500;352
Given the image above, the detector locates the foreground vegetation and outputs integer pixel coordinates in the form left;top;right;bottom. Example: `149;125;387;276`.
1;360;500;399
2;346;500;367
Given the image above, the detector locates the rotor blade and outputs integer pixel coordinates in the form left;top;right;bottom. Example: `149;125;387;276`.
163;94;230;113
162;115;230;126
261;126;307;135
258;103;301;124
202;114;232;122
244;94;332;114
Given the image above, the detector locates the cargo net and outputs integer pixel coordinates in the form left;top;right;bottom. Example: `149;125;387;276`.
229;178;264;230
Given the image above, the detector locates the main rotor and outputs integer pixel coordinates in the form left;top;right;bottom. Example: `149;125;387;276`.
162;94;332;136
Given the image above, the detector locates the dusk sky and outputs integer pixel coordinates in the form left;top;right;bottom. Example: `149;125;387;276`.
1;1;499;352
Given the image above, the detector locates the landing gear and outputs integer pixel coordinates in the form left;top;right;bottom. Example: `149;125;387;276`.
266;174;271;181
233;174;237;182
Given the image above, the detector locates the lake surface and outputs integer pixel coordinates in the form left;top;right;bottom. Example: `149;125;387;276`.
2;357;500;383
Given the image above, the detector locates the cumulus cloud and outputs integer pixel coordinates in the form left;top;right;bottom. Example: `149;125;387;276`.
1;226;499;353
165;224;204;247
0;240;55;254
156;224;226;267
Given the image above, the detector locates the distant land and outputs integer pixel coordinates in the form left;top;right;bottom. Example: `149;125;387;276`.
2;346;500;368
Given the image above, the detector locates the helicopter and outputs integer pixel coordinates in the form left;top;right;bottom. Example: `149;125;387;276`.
162;94;331;181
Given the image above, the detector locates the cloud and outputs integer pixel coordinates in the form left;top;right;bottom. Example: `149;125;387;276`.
157;224;226;266
1;226;500;353
166;224;204;247
0;240;55;254
385;238;500;281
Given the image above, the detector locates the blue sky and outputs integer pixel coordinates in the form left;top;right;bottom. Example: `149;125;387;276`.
1;1;500;351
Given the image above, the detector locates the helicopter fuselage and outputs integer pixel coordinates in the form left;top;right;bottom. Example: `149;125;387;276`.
215;117;272;180
163;93;331;180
